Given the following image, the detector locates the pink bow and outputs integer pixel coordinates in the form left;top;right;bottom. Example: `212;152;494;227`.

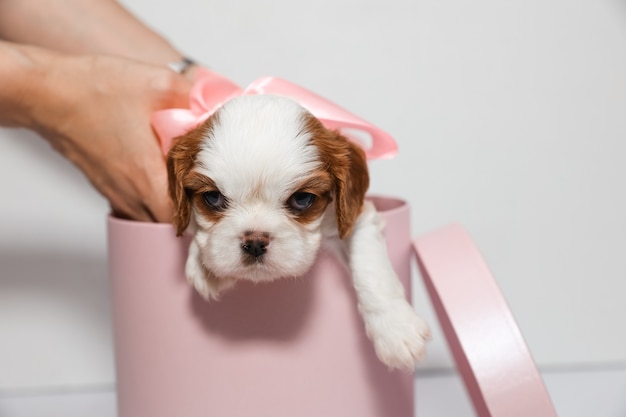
151;68;397;159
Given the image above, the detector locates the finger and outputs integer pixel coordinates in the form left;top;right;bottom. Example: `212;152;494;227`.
105;179;155;223
110;202;154;223
147;165;174;224
135;145;174;223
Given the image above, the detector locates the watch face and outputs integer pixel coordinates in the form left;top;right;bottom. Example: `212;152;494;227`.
168;57;195;74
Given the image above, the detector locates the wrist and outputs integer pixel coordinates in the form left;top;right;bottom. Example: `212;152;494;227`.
0;42;61;129
28;52;79;133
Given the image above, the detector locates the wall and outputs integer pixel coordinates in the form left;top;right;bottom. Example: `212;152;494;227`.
1;0;625;391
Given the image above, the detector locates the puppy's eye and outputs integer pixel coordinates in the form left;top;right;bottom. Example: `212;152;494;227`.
202;191;227;210
288;192;316;211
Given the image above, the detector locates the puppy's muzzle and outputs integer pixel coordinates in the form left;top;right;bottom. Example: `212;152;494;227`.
241;231;270;259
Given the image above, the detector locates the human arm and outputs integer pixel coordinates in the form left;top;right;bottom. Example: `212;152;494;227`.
0;40;192;222
0;0;201;222
0;0;191;72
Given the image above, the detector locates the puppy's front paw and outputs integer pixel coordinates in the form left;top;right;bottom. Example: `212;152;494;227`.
365;301;431;371
185;254;235;301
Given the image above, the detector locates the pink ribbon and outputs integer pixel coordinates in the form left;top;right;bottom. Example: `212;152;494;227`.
151;68;398;159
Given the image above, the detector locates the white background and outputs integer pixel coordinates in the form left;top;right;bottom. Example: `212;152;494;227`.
1;0;625;392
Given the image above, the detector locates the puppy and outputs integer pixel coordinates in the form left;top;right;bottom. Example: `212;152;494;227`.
167;95;430;370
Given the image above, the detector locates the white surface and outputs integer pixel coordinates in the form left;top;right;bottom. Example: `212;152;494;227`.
1;0;626;390
0;367;624;417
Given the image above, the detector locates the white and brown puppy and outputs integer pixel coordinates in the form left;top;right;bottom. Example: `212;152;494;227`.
167;95;430;370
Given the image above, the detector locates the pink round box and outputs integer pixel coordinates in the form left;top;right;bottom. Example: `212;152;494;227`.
108;195;415;417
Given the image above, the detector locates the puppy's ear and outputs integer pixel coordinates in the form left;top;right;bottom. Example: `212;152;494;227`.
167;135;193;236
166;122;209;236
306;114;370;238
330;133;370;239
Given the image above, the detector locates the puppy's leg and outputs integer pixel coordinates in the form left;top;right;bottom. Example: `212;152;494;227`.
346;201;431;370
186;237;236;300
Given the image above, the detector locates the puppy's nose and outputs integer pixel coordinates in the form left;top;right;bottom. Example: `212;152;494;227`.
241;231;270;258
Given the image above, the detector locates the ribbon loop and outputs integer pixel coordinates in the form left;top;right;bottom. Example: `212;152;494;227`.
151;68;398;159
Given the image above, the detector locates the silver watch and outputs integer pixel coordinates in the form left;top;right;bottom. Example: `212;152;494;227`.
168;57;196;75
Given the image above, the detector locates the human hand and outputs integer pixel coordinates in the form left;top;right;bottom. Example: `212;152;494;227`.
29;54;193;222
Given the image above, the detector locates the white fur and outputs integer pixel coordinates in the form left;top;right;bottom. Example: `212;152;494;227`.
182;95;429;370
342;201;431;369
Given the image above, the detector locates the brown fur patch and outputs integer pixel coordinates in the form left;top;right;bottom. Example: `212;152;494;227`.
302;113;370;238
167;114;219;236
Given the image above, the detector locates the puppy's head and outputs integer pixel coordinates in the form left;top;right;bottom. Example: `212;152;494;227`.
167;95;368;283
